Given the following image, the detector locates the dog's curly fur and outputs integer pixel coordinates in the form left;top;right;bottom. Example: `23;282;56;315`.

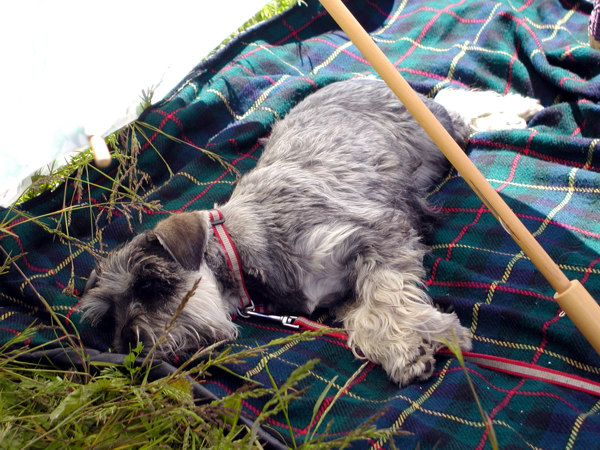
80;79;542;386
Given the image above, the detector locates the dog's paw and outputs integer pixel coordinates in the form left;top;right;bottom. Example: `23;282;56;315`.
385;320;472;387
384;322;471;387
352;327;445;387
389;339;437;387
430;312;473;353
472;112;527;131
470;94;543;132
515;94;544;120
452;323;473;352
345;323;438;387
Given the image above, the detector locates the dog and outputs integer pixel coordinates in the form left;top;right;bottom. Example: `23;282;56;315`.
80;78;542;386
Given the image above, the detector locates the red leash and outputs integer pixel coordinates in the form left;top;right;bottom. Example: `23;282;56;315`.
210;209;600;397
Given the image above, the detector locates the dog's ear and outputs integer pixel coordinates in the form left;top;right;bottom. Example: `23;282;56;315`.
152;212;208;271
83;268;99;294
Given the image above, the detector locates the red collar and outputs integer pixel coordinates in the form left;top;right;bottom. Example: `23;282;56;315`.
208;209;301;330
208;209;253;311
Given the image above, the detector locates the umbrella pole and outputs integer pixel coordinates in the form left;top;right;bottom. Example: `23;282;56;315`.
318;0;600;354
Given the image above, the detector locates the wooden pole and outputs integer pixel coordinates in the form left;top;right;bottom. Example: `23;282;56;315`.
89;135;112;168
318;0;600;354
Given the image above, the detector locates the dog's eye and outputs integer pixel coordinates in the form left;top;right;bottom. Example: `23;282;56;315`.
133;264;181;304
133;278;174;304
135;279;156;294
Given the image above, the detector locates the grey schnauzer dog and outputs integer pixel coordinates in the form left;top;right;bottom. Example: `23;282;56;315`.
81;78;542;386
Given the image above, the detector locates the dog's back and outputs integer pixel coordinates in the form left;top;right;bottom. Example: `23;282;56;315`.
227;78;468;245
254;78;467;195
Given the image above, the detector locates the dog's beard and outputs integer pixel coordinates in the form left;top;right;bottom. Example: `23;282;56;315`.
155;316;237;357
82;263;238;357
149;266;239;357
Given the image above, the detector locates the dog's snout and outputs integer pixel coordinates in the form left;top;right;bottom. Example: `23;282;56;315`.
116;323;147;354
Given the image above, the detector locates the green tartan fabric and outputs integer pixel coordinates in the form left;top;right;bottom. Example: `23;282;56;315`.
1;0;600;447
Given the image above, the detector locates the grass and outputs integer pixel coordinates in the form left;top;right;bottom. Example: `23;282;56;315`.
0;327;399;448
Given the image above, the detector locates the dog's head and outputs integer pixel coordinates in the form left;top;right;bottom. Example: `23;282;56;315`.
80;212;237;356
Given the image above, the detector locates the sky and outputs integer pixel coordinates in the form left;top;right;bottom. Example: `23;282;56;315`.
0;0;269;206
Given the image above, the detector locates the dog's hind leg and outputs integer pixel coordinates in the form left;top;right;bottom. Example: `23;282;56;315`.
339;259;471;386
434;88;543;132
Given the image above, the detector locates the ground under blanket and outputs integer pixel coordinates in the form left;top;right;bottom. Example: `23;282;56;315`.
1;0;600;447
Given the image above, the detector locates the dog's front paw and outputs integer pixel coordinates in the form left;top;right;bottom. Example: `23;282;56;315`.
430;313;473;354
386;339;437;387
347;326;440;387
385;320;471;386
451;322;473;352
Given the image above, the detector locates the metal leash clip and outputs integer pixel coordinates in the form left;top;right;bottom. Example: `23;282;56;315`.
238;304;300;329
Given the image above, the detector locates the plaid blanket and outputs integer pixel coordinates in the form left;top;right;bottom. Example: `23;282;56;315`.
2;0;600;447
